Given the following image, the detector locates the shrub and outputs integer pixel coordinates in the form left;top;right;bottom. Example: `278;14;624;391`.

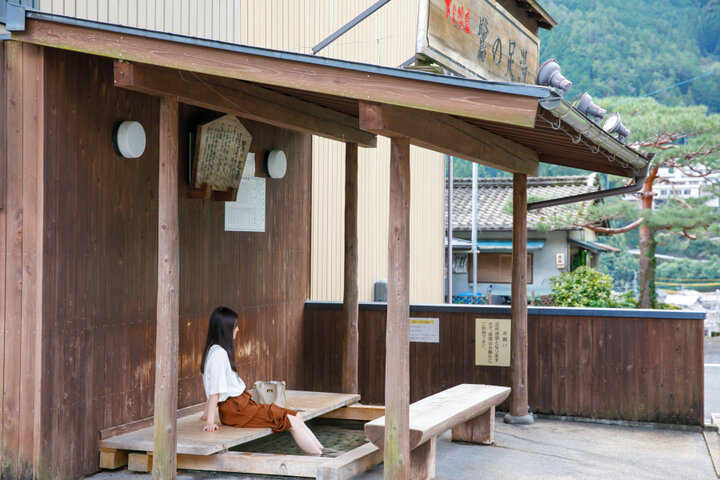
549;266;613;307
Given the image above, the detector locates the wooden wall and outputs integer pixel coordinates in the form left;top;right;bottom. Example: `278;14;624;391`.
303;304;705;425
0;41;45;479
39;48;311;479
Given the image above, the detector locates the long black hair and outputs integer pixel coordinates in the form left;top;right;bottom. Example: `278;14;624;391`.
200;306;238;374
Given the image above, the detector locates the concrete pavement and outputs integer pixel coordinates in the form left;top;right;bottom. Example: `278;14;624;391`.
88;416;717;480
706;335;720;424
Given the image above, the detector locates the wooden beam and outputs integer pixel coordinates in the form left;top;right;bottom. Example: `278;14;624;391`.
113;61;376;148
152;96;180;479
342;143;360;394
176;452;326;477
359;102;539;176
3;41;23;477
510;173;529;417
128;453;152;472
99;449;129;470
318;404;385;421
3;40;45;479
20;42;44;478
15;18;540;127
316;443;383;480
385;137;411;479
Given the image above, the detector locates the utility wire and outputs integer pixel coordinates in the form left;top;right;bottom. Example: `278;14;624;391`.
606;67;720;109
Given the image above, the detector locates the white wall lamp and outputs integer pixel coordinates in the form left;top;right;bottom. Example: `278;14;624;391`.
112;120;146;158
264;149;287;179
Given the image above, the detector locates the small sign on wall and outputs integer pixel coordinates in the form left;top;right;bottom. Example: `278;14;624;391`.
410;317;440;343
475;318;510;366
224;176;266;232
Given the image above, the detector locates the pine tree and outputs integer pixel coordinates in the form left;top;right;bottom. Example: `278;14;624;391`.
579;97;720;308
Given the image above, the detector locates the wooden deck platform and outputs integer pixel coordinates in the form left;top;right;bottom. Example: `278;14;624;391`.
100;391;360;456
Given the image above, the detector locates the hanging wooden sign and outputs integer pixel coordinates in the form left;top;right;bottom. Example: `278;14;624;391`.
416;0;539;83
190;114;252;201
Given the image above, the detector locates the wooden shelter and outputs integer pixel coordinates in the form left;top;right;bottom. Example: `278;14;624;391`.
0;9;650;480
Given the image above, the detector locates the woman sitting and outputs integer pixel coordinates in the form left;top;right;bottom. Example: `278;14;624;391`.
200;306;323;455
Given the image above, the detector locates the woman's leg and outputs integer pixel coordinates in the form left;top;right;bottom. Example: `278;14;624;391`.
287;413;323;454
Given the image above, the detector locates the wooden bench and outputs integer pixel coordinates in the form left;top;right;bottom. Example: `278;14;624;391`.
364;384;511;480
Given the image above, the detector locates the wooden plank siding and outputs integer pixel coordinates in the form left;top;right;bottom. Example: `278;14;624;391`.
0;41;45;479
303;304;705;425
38;48;311;479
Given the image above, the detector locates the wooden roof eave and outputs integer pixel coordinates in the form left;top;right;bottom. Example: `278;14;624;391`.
12;13;548;129
537;96;651;175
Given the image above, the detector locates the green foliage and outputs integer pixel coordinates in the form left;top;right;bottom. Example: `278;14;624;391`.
599;97;720;167
549;266;614;307
598;233;639;288
540;0;720;112
656;255;720;291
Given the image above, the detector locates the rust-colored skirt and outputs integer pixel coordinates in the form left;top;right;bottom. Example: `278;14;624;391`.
218;391;297;433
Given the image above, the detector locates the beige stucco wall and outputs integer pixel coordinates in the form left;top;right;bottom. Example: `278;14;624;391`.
239;0;445;303
37;0;242;41
37;0;446;303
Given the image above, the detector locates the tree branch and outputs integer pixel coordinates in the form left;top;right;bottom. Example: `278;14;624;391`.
575;217;644;234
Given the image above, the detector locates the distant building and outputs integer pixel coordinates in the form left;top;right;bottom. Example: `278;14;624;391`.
626;166;720;209
446;175;618;303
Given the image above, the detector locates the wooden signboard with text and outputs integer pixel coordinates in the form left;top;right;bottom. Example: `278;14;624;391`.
191;114;252;201
417;0;539;82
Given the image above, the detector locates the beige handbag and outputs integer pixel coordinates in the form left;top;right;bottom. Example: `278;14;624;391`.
250;380;287;407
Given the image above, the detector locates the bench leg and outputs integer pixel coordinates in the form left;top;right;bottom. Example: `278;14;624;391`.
409;437;436;480
451;406;495;445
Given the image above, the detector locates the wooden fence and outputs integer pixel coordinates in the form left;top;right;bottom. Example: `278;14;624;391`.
303;302;705;425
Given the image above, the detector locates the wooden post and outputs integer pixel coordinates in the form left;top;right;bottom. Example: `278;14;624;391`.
342;142;359;394
385;136;411;479
152;95;180;479
3;40;45;479
508;173;531;421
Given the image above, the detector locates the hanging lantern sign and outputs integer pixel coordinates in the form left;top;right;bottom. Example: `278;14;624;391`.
191;114;252;201
416;0;540;83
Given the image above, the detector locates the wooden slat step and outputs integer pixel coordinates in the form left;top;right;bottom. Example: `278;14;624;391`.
100;391;359;457
318;404;385;421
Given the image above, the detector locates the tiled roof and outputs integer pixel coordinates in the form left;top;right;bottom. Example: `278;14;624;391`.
447;175;599;232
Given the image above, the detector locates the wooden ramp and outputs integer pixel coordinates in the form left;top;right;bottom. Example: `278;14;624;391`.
98;391;385;479
100;391;360;455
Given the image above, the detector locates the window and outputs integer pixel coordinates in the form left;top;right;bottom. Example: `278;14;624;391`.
467;253;533;284
684;189;690;195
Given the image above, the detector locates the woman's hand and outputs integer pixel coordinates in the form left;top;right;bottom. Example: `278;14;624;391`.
203;422;218;432
201;414;208;422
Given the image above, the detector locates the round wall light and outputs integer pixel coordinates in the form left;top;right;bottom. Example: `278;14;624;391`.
112;120;146;158
265;149;287;179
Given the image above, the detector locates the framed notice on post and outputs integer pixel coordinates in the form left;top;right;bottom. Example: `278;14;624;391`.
475;318;511;366
410;317;440;343
416;0;540;82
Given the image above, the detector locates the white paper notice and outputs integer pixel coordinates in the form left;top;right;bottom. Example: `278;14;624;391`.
475;318;511;367
409;317;440;343
224;176;265;232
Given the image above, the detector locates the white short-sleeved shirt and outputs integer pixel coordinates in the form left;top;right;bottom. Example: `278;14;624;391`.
202;344;246;403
